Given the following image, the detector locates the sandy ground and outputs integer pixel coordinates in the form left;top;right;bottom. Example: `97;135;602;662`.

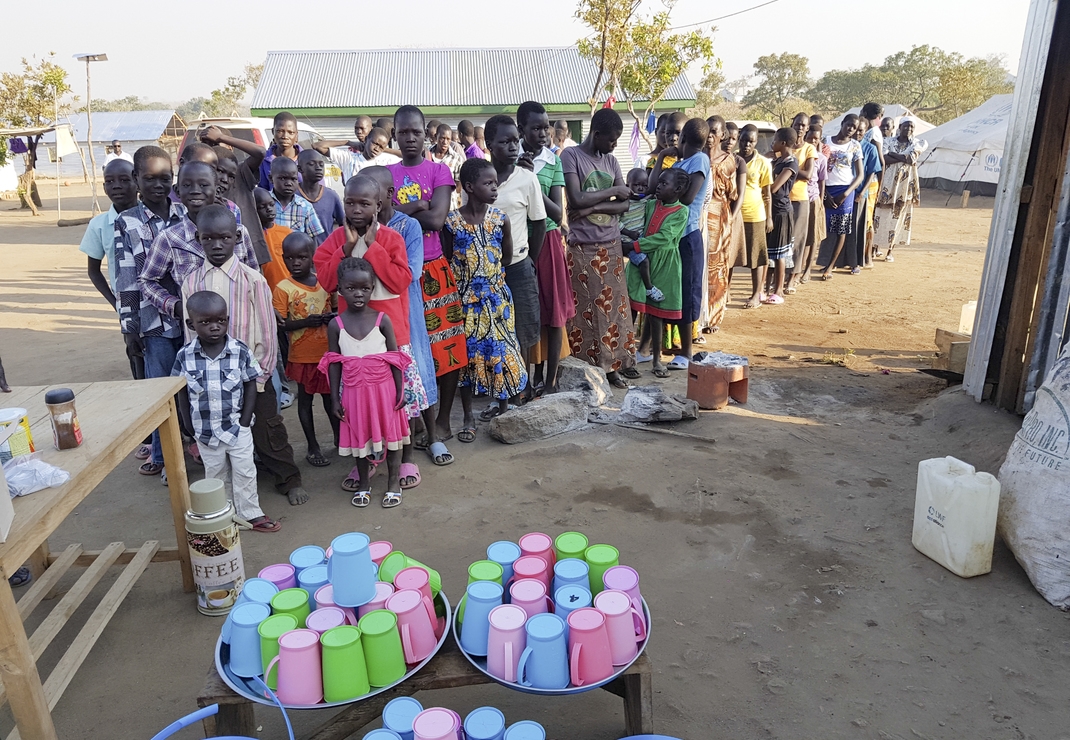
2;184;1068;740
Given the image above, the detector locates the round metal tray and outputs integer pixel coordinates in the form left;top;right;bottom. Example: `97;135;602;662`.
215;591;452;709
453;596;650;695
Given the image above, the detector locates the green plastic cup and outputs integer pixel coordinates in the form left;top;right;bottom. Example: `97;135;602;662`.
379;551;442;596
357;609;408;687
258;613;298;689
467;560;504;585
555;532;589;562
271;588;311;627
584;544;620;595
321;625;371;702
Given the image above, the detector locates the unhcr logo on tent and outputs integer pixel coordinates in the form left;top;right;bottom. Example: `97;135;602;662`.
985;153;1002;173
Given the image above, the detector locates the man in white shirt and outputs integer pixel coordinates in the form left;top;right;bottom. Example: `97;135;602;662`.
104;140;134;167
317;127;400;183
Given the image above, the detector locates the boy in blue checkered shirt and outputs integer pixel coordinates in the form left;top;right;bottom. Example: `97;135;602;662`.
172;291;281;532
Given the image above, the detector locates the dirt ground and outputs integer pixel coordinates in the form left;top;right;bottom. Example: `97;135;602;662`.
2;183;1068;740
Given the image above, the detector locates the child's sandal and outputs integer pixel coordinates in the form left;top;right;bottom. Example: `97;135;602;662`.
382;491;402;509
351;491;371;508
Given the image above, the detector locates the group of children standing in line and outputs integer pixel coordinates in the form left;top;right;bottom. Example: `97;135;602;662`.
77;98;918;523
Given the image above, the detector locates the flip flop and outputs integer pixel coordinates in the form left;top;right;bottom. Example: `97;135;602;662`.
608;374;628;389
427;441;454;466
139;461;164;476
667;356;690;370
351;491;371;508
9;566;32;587
134;444;152;460
249;516;281;533
341;466;363;492
652;366;669;378
621;367;642;380
635;352;653;363
458;426;476;443
479;404;516;422
187;442;203;465
414;434;430;451
382;491;402;508
400;462;421;489
305;451;331;467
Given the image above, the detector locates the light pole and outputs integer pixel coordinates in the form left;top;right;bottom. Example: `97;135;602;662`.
74;52;107;214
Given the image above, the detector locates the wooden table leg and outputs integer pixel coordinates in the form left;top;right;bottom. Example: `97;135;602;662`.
0;578;57;740
26;541;49;580
621;669;654;735
158;396;194;593
200;703;256;738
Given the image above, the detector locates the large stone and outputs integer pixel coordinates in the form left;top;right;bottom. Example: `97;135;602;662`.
556;356;614;407
619;386;700;423
488;391;589;444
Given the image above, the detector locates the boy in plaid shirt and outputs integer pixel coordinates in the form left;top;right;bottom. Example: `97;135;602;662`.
173;290;281;532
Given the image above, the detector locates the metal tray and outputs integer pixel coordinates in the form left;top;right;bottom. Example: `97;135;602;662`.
215;591;452;709
453;597;650;695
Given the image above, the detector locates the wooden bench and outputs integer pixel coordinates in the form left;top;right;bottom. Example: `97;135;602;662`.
198;639;653;739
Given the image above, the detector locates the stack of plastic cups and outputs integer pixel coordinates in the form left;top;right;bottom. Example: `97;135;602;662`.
503;721;545;740
464;707;506;740
382;696;423;740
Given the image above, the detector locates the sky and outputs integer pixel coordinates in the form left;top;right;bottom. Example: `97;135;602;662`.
3;0;1032;104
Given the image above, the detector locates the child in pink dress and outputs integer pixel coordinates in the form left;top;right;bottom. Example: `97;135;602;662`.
318;257;411;508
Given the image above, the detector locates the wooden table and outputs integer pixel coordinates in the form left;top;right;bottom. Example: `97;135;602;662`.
198;638;653;739
0;379;194;740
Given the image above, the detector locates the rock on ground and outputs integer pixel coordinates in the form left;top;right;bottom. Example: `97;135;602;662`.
619;385;699;423
488;391;589;443
555;356;613;407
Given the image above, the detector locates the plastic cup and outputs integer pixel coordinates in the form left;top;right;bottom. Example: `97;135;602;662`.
486;541;522;586
510;578;552;620
379;551;442;597
512;556;550;590
298;564;330;594
306;606;348;635
554;532;589;562
394;566;433;602
258;563;297;591
290;545;327;574
554;584;592;638
412;708;460;740
594;589;646;665
519;532;556;571
228;602;270;678
271;588;312;627
236;578;279;608
517;613;569;690
459;581;504;656
566;607;614;686
486;604;527;683
359;581;396;618
382;696;424;740
369;540;394;565
468;560;505;586
602;565;644;630
321;625;371;702
583;544;619;595
329;533;377;608
363;731;404;740
552;558;591;597
386;588;439;664
315;584;359;625
503;721;546;740
258;613;298;689
265;628;323;705
358;609;407;687
464;707;506;740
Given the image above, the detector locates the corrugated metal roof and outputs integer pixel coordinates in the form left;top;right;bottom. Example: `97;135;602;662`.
252;47;695;110
51;110;178;143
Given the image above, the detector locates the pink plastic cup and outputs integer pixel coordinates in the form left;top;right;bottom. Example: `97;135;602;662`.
305;606;347;635
567;607;615;686
412;707;461;740
314;585;359;625
486;604;527;683
259;563;297;591
394;566;433;603
358;582;396;619
509;578;553;620
265;628;323;705
519;533;556;571
602;565;645;632
387;588;439;664
511;556;550;591
369;540;394;565
593;589;647;665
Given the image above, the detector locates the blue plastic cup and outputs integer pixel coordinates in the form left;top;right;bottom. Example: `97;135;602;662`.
362;731;403;740
464;706;506;740
298;564;329;595
552;558;591;597
328;533;377;608
382;696;423;740
503;720;546;740
290;545;327;575
554;584;592;640
236;578;280;607
459;581;504;656
487;541;522;589
227;602;270;678
516;613;569;689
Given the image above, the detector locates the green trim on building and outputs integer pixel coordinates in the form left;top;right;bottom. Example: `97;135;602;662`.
252;99;696;119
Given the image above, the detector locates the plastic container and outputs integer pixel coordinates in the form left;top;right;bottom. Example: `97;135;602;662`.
0;407;34;463
912;456;1001;578
44;388;82;450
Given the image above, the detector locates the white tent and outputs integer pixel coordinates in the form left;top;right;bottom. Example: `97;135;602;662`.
826;104;935;135
917;94;1012;197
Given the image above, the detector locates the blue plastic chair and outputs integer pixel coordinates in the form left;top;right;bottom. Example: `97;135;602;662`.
151;677;295;740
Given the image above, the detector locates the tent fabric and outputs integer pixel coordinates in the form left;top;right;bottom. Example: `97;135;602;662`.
826;104;935;135
917;94;1012;196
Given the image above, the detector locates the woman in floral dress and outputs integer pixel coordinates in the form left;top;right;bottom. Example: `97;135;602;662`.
873;118;928;262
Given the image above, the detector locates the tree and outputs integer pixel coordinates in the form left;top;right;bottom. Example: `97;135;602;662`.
576;0;643;114
0;54;74;214
807;65;888;117
742;53;811;125
693;68;728;115
86;95;170;112
203;62;264;118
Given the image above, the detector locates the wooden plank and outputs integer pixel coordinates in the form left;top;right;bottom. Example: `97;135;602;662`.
158;396;194;592
16;544;82;621
964;0;1060;399
26;541;49;580
42;542;158;707
0;578;57;740
0;378;182;577
621;666;654;735
49;546;181;569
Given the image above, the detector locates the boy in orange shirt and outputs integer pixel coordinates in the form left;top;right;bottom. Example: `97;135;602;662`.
255;187;293;292
272;232;337;466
